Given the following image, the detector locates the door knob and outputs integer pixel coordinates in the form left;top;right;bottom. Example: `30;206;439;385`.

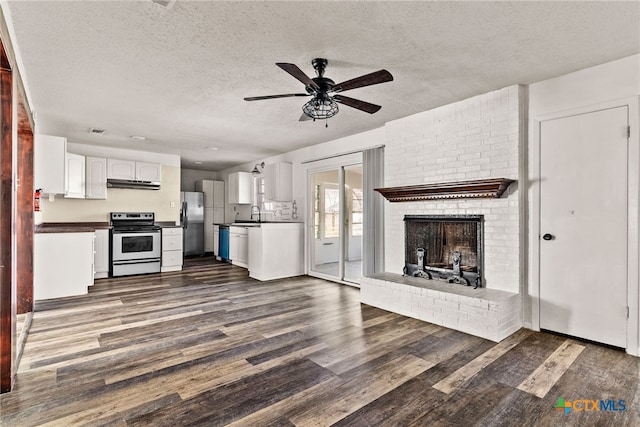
542;233;554;241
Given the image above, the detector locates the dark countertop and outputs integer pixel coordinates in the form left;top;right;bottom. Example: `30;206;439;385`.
34;222;111;234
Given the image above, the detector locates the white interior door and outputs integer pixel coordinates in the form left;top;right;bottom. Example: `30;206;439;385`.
540;106;628;347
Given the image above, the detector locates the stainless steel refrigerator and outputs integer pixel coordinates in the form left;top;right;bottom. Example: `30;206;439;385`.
180;191;205;256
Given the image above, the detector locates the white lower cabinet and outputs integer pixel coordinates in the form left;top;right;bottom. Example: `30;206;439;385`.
204;208;214;252
94;229;109;279
161;227;183;272
229;226;249;268
34;232;94;300
248;223;303;281
213;224;220;259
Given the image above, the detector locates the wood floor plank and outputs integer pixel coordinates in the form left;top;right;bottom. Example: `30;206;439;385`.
433;328;532;394
516;339;585;398
287;354;433;427
2;257;638;426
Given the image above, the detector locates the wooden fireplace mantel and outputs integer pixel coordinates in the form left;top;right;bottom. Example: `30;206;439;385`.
374;178;516;202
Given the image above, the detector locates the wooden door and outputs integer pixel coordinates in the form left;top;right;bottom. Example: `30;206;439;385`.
539;106;628;347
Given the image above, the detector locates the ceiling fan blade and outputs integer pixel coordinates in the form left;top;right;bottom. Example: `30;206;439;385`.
244;93;309;101
299;113;312;122
276;63;320;91
333;94;382;114
333;69;393;93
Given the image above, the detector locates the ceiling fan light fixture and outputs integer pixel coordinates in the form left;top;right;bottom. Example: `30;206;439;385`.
302;98;339;120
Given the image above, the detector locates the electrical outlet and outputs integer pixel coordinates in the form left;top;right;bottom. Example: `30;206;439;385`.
170;201;175;208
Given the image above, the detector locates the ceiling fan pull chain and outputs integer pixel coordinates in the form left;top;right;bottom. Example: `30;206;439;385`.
325;119;328;128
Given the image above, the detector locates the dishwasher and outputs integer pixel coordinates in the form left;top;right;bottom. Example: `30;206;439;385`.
219;225;230;262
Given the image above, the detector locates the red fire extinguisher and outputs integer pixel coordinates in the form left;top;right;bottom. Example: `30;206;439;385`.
34;188;41;212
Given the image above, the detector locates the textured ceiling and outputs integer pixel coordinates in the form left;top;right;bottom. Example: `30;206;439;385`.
5;1;640;171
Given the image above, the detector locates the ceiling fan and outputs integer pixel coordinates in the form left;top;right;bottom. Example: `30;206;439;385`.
244;58;393;124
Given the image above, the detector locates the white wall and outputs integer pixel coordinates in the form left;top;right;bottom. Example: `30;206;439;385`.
527;54;640;354
383;85;524;293
181;168;219;192
39;143;182;223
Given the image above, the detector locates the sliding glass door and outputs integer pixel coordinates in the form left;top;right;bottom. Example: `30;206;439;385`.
309;163;363;284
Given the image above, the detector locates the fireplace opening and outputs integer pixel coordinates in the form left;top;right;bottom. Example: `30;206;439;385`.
403;215;483;288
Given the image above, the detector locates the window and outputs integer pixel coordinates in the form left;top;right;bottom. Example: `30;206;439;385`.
254;176;265;208
351;188;363;236
314;184;320;239
324;187;340;238
313;183;340;239
253;176;274;213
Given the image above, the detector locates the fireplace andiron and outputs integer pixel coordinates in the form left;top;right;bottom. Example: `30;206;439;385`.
403;248;479;289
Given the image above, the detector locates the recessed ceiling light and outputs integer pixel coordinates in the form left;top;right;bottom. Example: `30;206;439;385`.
206;146;218;151
130;135;147;140
194;161;203;165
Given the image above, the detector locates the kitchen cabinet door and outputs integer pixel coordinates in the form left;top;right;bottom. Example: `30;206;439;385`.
34;134;66;195
65;152;86;199
136;162;162;182
94;229;109;279
86;157;107;200
229;226;249;268
228;172;251;204
107;159;136;180
213;225;220;258
213;180;225;208
213;208;224;224
204;207;214;252
229;231;238;261
196;179;214;208
161;227;183;272
237;233;248;265
264;162;292;202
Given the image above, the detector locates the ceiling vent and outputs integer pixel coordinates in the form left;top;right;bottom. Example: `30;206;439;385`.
89;128;106;135
151;0;176;8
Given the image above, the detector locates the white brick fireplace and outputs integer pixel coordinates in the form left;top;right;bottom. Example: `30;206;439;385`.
361;85;525;342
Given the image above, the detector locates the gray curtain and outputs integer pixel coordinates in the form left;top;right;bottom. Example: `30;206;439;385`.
362;146;384;276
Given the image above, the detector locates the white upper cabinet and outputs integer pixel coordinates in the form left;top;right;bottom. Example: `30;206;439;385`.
65;152;86;199
264;162;292;202
196;179;225;209
85;157;107;200
107;159;136;180
34;134;66;195
136;161;162;182
213;180;225;208
228;172;251;204
195;179;214;208
107;159;161;182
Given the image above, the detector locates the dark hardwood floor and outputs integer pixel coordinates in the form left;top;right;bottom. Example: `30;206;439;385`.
1;257;638;426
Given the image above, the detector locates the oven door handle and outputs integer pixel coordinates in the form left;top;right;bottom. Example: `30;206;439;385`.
112;230;161;234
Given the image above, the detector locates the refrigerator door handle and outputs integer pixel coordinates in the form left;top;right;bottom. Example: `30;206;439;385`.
182;202;188;229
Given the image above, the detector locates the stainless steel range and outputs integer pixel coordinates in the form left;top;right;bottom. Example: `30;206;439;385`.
110;212;161;277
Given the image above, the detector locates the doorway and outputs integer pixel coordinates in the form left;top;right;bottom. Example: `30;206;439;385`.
539;106;628;348
309;164;363;284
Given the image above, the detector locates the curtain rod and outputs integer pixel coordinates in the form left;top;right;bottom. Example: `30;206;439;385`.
301;144;385;164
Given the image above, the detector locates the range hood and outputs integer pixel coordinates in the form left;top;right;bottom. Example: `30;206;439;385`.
107;179;161;190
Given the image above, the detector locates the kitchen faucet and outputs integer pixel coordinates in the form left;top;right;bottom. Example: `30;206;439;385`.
250;205;261;222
